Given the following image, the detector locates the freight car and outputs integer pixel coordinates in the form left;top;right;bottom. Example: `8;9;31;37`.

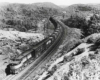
6;17;62;74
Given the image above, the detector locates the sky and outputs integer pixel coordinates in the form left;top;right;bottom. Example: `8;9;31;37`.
0;0;100;6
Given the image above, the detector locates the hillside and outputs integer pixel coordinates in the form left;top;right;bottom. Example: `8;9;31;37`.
38;32;100;80
32;2;62;10
62;4;98;18
25;4;100;80
37;4;100;80
0;2;63;32
39;42;100;80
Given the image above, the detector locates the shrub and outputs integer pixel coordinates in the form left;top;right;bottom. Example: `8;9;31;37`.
88;53;96;60
63;54;74;62
62;13;100;37
75;48;85;56
62;73;69;80
62;15;88;36
81;56;90;69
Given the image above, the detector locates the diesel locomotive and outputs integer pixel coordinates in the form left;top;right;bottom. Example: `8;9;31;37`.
6;17;63;74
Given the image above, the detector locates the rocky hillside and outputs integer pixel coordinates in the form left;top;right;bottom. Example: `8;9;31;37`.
37;29;100;80
38;42;100;80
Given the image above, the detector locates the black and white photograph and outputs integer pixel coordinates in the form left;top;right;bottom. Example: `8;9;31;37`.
0;0;100;80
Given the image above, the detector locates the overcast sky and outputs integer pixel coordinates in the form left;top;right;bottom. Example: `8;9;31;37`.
0;0;100;6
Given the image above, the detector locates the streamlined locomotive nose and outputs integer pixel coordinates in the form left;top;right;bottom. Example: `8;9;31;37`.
5;64;13;75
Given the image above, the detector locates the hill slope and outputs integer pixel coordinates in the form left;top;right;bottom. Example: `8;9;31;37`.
0;2;63;31
63;4;99;18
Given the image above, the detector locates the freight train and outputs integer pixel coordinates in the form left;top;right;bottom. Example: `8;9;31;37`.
6;17;63;74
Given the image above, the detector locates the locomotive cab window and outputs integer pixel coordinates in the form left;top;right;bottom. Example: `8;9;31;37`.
11;58;20;62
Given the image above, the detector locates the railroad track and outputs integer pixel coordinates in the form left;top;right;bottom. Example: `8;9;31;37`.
19;22;64;80
3;18;66;80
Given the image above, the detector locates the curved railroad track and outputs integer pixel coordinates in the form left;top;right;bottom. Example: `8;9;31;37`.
3;17;66;80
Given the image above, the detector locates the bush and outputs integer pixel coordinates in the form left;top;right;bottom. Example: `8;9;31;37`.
62;73;69;80
47;65;57;76
84;33;100;43
88;53;96;60
81;56;90;69
63;38;81;52
62;15;88;36
62;13;100;37
63;54;74;62
75;48;85;56
77;5;93;11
